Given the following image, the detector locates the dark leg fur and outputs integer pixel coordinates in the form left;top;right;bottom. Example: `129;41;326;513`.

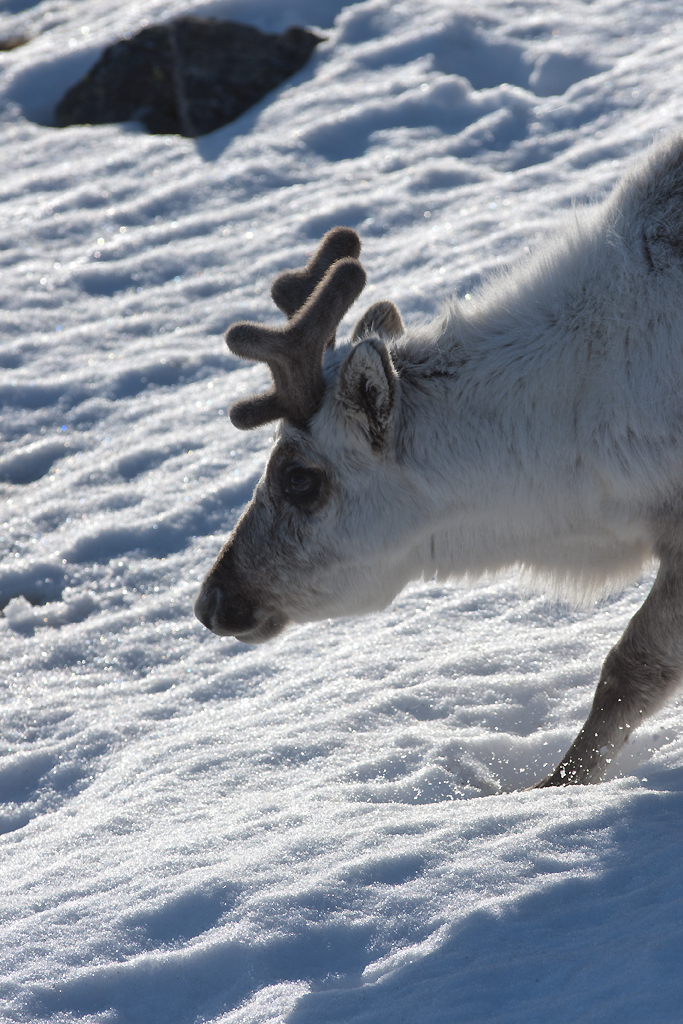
536;557;683;786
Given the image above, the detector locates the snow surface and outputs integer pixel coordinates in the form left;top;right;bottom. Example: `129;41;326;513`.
1;0;683;1021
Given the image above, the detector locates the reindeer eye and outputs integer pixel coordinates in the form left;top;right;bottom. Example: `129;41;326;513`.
283;466;323;508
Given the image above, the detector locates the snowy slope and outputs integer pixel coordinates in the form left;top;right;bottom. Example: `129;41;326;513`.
1;1;683;1021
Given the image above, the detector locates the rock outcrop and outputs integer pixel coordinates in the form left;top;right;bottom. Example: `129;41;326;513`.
55;18;322;137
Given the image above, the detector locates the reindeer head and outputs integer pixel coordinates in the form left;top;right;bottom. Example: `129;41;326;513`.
195;228;412;643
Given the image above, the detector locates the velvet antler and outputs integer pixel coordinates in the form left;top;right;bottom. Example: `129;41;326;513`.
226;227;365;430
270;225;361;318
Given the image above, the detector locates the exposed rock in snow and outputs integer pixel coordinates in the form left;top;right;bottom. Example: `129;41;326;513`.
55;18;323;137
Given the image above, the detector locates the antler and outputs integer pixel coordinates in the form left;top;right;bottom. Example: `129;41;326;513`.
226;227;365;430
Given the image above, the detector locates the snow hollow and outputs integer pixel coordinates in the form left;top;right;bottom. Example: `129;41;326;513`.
1;1;682;1022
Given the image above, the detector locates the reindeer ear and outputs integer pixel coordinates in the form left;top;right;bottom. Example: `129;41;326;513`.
351;300;404;343
337;339;398;451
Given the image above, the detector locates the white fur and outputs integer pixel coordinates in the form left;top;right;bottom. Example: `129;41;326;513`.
308;135;683;608
196;134;683;785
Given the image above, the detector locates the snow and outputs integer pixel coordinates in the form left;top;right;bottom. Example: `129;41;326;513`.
1;0;682;1021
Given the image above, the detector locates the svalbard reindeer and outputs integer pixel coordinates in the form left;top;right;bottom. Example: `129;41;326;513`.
196;135;683;787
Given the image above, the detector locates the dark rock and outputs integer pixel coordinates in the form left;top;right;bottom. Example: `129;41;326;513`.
55;17;322;137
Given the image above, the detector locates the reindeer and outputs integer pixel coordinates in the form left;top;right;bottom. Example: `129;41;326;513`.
195;135;683;787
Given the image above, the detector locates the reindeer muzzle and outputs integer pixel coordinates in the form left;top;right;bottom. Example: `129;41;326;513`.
194;579;288;643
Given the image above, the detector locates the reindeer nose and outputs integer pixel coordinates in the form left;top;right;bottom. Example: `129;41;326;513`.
194;581;259;636
194;584;218;631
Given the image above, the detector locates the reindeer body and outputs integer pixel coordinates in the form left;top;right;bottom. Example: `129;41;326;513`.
196;134;683;787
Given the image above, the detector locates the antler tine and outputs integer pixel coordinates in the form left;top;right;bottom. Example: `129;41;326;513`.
270;226;361;320
227;256;366;430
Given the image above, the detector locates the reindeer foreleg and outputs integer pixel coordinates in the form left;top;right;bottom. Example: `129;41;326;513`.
536;556;683;786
